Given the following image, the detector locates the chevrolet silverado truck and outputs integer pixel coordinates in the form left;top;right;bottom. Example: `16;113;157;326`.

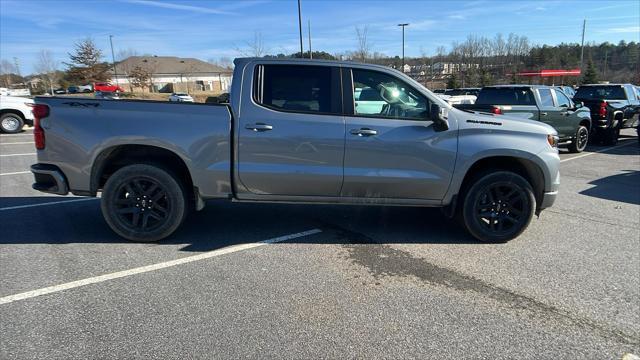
455;85;592;153
573;84;640;145
30;58;560;243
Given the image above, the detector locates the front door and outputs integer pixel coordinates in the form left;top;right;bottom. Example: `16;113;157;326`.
341;68;457;200
552;88;579;137
236;63;345;197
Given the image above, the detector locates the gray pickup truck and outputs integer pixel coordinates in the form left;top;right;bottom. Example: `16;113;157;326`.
30;58;560;243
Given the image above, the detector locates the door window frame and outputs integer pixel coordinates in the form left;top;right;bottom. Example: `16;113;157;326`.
342;67;434;122
552;88;572;108
252;64;343;116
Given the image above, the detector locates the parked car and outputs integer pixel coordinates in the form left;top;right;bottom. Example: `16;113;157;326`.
94;82;125;93
94;91;120;100
573;84;640;145
31;58;560;243
455;85;591;153
445;88;481;97
67;86;79;94
77;84;93;93
53;88;67;94
169;93;194;102
439;88;480;105
0;87;31;97
0;95;34;133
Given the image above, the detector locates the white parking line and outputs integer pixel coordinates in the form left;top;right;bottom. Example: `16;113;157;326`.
0;142;34;145
560;139;637;163
0;228;322;305
0;171;30;176
0;153;36;157
0;198;96;211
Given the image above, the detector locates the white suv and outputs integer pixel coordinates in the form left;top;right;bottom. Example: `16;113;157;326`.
0;95;35;133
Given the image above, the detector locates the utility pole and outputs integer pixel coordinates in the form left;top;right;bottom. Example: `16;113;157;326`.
297;0;304;56
109;35;119;87
398;23;409;72
580;19;586;72
308;20;312;59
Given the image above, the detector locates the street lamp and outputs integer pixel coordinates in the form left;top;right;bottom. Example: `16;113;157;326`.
398;23;409;72
109;35;119;87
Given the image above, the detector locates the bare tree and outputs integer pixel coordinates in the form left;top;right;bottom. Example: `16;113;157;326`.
34;50;59;94
207;56;233;69
236;31;267;57
355;25;372;62
116;48;138;61
0;59;18;87
128;65;151;92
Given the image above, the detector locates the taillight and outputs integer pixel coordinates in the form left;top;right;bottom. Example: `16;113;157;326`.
30;104;49;150
598;101;607;118
492;107;502;115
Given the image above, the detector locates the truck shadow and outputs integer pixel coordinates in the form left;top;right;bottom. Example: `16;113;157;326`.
579;170;640;205
0;197;478;251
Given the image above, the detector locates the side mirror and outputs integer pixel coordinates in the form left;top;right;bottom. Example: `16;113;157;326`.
430;103;449;131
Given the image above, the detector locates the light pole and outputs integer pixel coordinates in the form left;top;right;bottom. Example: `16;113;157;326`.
297;0;304;56
398;23;409;72
109;35;119;87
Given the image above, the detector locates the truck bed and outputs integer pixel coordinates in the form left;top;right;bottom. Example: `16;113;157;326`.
33;96;234;198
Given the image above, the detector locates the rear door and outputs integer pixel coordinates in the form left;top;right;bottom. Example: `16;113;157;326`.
536;88;560;131
551;89;579;137
340;67;457;200
236;63;345;197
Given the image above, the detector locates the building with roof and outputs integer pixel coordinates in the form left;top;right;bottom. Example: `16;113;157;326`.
111;56;232;93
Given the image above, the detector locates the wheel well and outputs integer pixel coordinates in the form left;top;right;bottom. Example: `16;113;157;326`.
0;109;25;119
458;156;545;211
92;145;194;198
579;119;590;130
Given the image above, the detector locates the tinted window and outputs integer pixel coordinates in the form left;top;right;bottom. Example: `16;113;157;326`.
256;65;340;114
574;86;626;100
352;69;430;120
538;89;554;107
554;89;571;107
476;88;536;105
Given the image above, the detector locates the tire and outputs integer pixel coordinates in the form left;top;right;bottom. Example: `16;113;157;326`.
460;171;535;243
0;113;25;133
101;164;188;242
602;124;620;146
568;125;589;153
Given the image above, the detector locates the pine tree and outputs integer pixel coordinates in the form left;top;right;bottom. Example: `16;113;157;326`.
64;38;109;84
582;60;598;84
446;74;460;89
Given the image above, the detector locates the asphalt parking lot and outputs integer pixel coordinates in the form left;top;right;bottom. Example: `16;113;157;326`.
1;127;638;359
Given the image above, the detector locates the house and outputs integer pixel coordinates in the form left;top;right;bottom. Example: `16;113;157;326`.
432;62;480;75
111;56;232;93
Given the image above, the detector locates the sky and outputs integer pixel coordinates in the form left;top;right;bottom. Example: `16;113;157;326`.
1;0;639;75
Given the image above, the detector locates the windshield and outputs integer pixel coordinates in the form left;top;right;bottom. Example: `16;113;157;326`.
574;86;626;100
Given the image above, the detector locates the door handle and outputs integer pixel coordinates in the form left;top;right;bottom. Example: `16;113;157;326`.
245;123;273;132
350;128;378;137
540;112;548;116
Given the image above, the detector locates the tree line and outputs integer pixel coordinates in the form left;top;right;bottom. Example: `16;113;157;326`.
1;33;638;94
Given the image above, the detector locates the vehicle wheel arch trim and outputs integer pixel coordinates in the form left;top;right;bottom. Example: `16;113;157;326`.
445;152;547;214
90;142;195;196
0;109;26;120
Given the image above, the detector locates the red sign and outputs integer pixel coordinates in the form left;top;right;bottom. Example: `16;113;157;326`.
515;69;581;77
